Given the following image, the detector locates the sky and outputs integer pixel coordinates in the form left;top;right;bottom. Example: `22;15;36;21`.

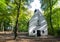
28;0;42;12
28;0;60;12
54;0;60;8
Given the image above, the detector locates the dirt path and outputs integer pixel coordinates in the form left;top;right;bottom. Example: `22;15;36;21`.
0;32;60;42
0;36;60;42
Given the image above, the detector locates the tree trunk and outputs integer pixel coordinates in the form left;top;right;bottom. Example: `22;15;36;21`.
49;0;54;35
1;22;4;32
14;0;21;39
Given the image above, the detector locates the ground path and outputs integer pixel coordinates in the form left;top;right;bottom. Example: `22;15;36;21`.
0;32;60;42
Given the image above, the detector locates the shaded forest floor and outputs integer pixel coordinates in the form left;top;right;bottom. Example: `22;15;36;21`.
0;32;60;42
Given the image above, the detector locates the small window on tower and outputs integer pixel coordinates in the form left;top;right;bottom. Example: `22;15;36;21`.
34;9;37;12
33;30;35;33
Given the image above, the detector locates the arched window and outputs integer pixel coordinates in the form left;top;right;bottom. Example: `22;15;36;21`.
42;30;44;33
33;30;35;33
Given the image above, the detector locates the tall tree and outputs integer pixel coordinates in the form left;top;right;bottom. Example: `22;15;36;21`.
0;0;12;31
49;0;54;35
14;0;28;39
41;0;58;35
13;0;21;39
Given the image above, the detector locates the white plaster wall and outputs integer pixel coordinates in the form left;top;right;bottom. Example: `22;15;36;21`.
29;10;48;36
